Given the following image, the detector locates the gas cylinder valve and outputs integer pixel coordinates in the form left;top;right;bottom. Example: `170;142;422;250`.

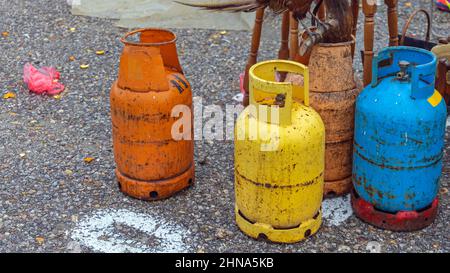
397;60;411;81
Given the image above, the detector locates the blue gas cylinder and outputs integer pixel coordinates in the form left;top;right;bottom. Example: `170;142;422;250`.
353;46;447;213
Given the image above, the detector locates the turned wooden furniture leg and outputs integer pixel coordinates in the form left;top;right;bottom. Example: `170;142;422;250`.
279;11;290;60
351;0;360;58
243;8;265;106
385;0;399;46
363;0;377;86
289;12;299;61
437;59;450;105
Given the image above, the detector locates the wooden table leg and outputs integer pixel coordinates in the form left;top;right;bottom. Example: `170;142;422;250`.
351;0;360;58
243;8;265;106
363;0;377;86
385;0;399;46
278;11;290;60
289;12;299;61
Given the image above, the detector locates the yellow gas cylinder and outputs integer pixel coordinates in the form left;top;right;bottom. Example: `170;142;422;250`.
235;60;325;243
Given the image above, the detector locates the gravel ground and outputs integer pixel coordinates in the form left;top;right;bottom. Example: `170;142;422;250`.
0;0;449;253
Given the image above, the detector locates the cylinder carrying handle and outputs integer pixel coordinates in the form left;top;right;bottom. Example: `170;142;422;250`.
118;28;184;92
371;46;437;100
121;28;183;73
249;60;309;125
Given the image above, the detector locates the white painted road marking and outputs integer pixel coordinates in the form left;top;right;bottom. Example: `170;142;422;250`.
71;209;191;253
322;194;353;226
72;196;353;253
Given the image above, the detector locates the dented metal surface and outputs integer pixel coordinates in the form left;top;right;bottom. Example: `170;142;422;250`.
110;28;194;201
234;60;325;243
352;47;446;231
308;39;362;197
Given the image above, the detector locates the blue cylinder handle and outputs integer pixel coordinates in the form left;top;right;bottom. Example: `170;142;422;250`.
371;46;437;100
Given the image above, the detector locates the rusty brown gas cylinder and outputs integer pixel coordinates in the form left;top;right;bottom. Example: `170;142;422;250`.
110;28;194;201
308;39;362;198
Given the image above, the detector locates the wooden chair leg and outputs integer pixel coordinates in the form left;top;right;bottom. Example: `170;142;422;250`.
385;0;399;46
278;11;290;60
437;59;450;105
351;0;360;58
363;0;377;86
289;12;299;61
243;7;265;106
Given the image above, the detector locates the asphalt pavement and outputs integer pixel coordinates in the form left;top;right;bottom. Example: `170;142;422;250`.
0;0;448;253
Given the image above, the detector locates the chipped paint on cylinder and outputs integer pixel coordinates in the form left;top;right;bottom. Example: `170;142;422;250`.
110;28;194;201
234;60;325;243
308;39;362;197
353;47;446;217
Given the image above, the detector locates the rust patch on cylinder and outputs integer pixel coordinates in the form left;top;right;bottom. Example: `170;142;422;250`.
236;169;323;189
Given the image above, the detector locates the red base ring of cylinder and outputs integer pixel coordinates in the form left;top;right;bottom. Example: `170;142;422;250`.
351;190;439;232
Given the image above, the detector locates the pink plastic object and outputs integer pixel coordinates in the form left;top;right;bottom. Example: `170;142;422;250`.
23;63;65;95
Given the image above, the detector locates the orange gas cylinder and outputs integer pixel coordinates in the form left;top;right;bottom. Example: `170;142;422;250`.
308;39;362;198
110;28;194;201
